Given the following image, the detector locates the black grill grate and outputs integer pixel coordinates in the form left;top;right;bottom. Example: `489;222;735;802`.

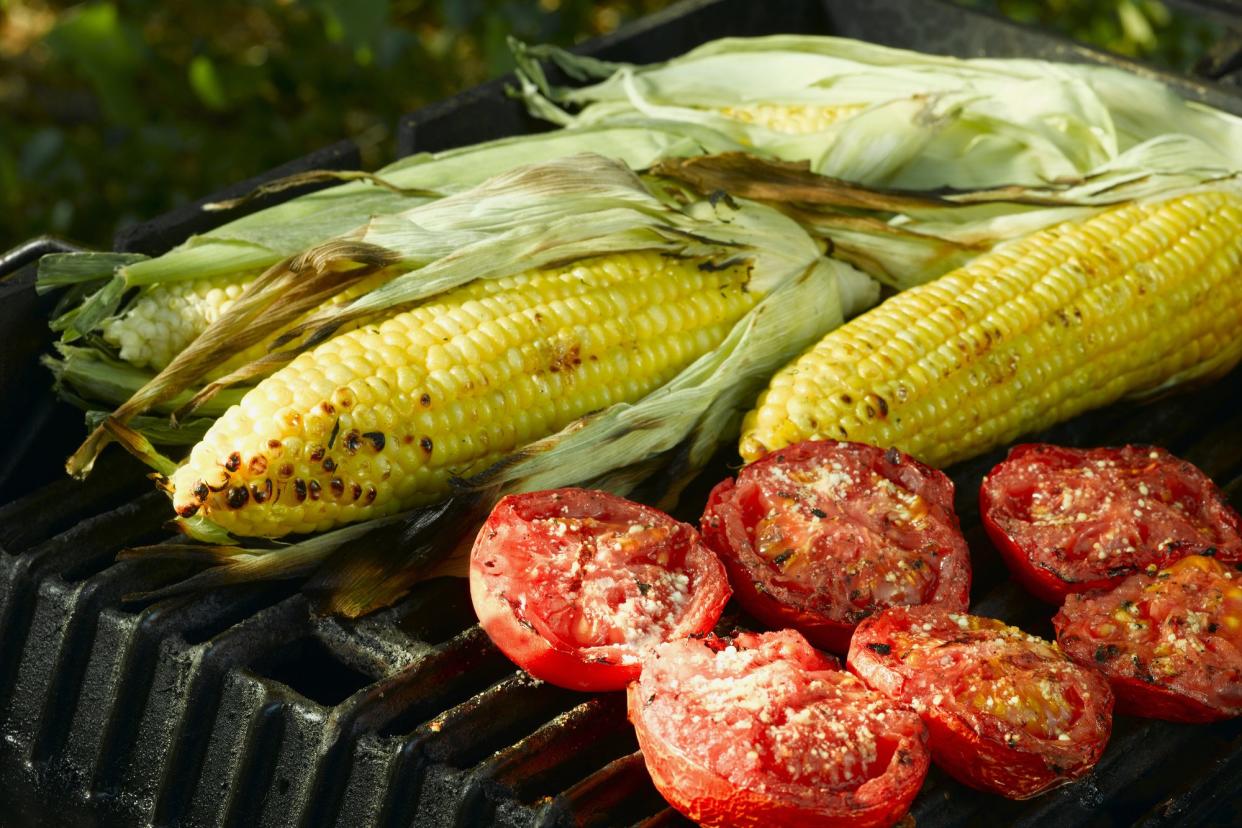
3;1;1242;825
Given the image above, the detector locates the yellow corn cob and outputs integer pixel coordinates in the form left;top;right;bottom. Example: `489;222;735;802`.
103;273;257;370
171;250;757;537
740;189;1242;467
717;103;866;134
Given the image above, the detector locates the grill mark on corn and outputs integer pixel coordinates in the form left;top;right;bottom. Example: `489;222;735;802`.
170;251;757;537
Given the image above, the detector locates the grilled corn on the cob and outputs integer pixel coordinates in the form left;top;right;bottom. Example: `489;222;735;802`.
740;189;1242;467
172;250;758;537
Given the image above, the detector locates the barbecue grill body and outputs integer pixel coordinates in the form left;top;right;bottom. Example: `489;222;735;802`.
2;1;1242;826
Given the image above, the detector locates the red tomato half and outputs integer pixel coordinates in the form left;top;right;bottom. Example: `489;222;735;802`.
1054;554;1242;722
848;605;1114;799
469;488;730;691
701;440;971;652
629;630;929;828
981;444;1242;603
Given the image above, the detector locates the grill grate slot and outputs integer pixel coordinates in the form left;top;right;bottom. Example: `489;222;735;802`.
375;627;516;739
218;698;289;828
1138;728;1242;827
0;456;149;555
394;576;476;645
253;636;379;708
485;695;637;804
533;751;672;828
418;673;584;771
634;808;692;827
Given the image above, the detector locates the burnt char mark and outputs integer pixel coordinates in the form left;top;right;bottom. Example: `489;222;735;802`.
309;445;326;463
250;479;273;504
365;486;377;504
419;392;432;407
1133;655;1158;684
294;479;308;502
308;480;322;500
343;431;363;455
697;255;746;272
224;452;242;473
226;486;250;509
363;432;386;452
192;481;210;501
323;457;337;473
1095;644;1121;663
867;642;892;656
351;483;362;501
419;436;433;455
330;478;345;498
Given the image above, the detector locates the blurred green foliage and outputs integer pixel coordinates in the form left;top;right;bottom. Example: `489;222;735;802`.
954;0;1221;69
0;0;674;250
0;0;1226;251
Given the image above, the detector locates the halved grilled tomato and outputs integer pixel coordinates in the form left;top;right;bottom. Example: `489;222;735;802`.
1054;554;1242;722
701;440;971;652
848;605;1114;799
629;630;929;828
981;444;1242;603
469;488;730;691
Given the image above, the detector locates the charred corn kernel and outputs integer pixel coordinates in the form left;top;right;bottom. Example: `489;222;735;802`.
717;103;866;134
103;273;256;370
741;190;1242;467
171;250;757;537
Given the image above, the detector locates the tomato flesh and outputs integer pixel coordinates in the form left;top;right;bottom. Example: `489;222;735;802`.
982;444;1242;602
469;488;730;691
848;605;1114;799
1054;554;1242;722
702;440;970;652
629;630;929;828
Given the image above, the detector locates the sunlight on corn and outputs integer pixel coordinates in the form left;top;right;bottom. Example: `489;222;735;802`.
716;103;867;134
741;189;1242;467
172;250;757;537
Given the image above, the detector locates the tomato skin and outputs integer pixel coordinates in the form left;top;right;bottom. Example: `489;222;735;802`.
701;440;971;653
469;488;731;692
848;606;1114;800
629;630;929;828
1054;555;1242;723
981;444;1242;604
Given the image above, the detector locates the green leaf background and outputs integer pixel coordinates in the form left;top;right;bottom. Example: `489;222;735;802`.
0;0;1223;251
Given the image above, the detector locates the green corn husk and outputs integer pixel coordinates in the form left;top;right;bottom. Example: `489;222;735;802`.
114;153;878;613
38;122;746;355
42;122;749;454
513;35;1242;190
105;144;1242;616
652;135;1242;290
